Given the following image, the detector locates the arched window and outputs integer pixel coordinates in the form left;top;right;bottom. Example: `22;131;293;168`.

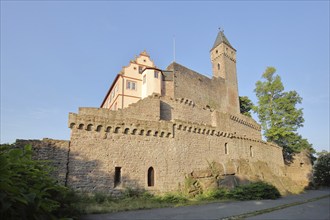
148;167;154;187
250;146;253;157
217;63;220;70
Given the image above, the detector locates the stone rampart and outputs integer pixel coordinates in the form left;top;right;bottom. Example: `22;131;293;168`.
15;138;70;185
160;97;212;125
211;111;261;139
67;107;288;194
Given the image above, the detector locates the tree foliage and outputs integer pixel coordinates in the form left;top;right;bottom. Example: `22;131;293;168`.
313;152;330;187
253;67;314;160
239;96;253;117
0;144;79;219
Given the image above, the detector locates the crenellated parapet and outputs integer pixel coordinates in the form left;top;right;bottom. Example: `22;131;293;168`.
69;113;174;138
173;119;234;138
229;114;261;131
230;133;282;150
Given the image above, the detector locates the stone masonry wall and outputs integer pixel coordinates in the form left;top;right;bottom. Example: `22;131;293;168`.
67;119;286;194
212;111;262;139
67;95;285;193
160;97;212;125
159;96;261;139
15;138;70;185
167;63;228;112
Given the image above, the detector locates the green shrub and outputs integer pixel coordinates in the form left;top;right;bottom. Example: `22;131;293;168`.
123;187;143;198
228;181;280;200
0;144;79;219
195;188;228;201
206;188;228;199
93;192;108;204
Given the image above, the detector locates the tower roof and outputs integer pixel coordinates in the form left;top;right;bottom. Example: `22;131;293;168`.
211;30;235;51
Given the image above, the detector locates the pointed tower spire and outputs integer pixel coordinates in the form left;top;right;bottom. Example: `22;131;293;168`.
211;29;234;51
210;29;239;113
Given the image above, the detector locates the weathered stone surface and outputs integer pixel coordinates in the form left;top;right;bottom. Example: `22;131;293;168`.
199;177;218;190
192;170;213;178
218;175;239;189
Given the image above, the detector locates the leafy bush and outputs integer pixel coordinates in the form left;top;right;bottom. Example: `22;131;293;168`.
206;188;228;199
228;182;280;200
195;188;228;201
123;187;143;198
93;192;108;204
313;152;330;187
0;144;79;219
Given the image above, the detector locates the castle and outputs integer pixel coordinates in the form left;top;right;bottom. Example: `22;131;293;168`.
17;31;312;195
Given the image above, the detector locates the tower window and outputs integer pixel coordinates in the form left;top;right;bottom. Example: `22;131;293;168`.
148;167;154;187
139;66;143;73
114;167;121;187
216;50;218;54
154;71;159;79
217;63;220;71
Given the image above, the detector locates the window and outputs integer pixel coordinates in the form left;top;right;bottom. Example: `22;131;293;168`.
126;80;137;90
154;71;159;79
115;85;118;93
216;50;218;54
250;146;253;157
148;167;154;187
143;75;146;84
114;167;121;187
139;66;143;73
217;63;220;70
225;143;228;155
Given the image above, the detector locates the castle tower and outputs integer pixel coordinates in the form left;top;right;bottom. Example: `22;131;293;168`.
210;30;240;114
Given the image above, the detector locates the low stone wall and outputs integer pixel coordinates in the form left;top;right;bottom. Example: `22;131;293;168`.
15;138;70;185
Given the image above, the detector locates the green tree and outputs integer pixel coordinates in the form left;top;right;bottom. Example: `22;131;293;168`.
313;151;330;187
253;67;314;160
239;96;253;117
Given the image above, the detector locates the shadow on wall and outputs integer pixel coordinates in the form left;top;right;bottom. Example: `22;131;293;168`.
160;101;172;121
14;139;146;195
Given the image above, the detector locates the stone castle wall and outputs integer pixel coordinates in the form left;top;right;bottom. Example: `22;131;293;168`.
15;95;312;195
67;115;285;193
15;138;70;186
167;63;228;112
65;95;300;194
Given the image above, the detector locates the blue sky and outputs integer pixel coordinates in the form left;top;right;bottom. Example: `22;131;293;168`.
1;1;329;152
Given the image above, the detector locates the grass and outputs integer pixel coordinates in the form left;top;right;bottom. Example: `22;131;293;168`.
73;182;282;216
75;192;184;214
